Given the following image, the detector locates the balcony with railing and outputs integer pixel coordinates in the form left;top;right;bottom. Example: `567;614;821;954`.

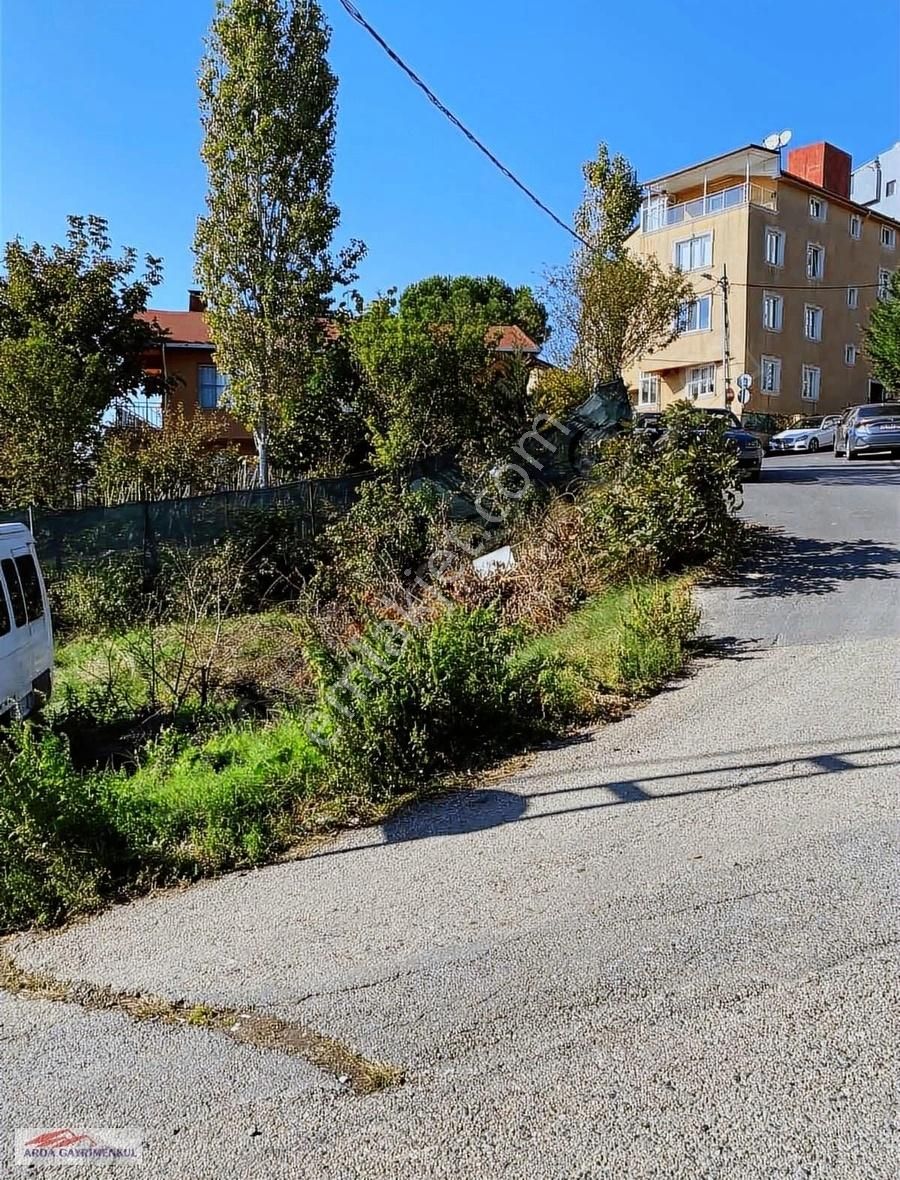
114;399;163;430
641;181;777;233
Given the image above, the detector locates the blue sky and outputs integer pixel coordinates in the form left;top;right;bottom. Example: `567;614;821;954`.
2;0;898;312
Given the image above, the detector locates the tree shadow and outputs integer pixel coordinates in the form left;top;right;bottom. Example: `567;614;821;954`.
714;531;900;598
761;459;900;487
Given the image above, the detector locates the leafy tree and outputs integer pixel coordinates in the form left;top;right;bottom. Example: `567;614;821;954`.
350;291;532;478
92;407;243;505
545;144;691;383
194;0;364;487
0;216;164;508
399;275;550;346
864;270;900;395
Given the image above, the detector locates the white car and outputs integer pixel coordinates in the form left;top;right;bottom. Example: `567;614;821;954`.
768;414;841;453
0;523;53;718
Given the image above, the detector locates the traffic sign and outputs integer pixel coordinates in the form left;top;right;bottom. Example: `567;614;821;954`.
737;373;753;390
737;387;751;405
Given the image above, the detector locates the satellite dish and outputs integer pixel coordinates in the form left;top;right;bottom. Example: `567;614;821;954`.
763;133;780;151
778;129;793;148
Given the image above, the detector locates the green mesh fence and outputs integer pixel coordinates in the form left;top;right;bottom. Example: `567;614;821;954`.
0;476;366;576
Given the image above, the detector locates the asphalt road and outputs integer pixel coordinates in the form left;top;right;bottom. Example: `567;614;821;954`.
3;453;899;1179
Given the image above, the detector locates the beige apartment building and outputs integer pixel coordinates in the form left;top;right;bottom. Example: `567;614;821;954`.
624;141;900;418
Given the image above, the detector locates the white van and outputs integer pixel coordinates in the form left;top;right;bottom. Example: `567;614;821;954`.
0;524;53;718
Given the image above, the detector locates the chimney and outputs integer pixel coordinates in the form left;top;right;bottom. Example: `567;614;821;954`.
188;289;206;313
785;142;852;199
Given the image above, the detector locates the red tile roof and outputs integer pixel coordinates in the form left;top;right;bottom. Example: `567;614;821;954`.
140;311;540;354
138;309;212;346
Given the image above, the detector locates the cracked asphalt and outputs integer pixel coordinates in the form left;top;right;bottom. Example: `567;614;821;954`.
3;453;899;1178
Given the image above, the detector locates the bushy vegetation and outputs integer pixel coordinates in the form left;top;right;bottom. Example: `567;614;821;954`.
589;401;743;577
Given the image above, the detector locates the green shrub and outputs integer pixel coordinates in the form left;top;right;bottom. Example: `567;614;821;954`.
591;401;742;577
106;719;323;873
313;479;441;602
0;725;128;932
610;582;700;693
315;606;578;797
48;553;149;636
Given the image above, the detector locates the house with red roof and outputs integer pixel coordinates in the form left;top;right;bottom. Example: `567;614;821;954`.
138;291;545;455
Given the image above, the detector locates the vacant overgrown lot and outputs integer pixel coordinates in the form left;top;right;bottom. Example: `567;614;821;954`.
0;404;742;933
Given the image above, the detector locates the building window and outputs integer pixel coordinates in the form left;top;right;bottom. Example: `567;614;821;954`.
847;286;859;309
807;243;825;279
881;225;896;248
804;304;823;341
849;214;862;239
674;233;712;272
760;355;781;394
801;365;821;402
676;294;711;334
764;227;785;266
878;268;892;299
198;364;229;409
763;291;784;331
844;344;858;366
639;373;660;406
687;365;716;399
887;180;897;197
809;196;827;220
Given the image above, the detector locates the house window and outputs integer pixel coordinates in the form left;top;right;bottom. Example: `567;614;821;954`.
676;294;711;333
764;227;785;266
804;305;823;341
639;373;660;406
674;233;712;272
844;344;858;366
687;365;716;399
849;214;862;239
881;225;896;248
198;364;229;409
807;243;825;279
801;364;821;402
878;268;892;299
760;355;781;394
809;196;827;220
887;180;897;197
847;286;859;309
763;291;784;331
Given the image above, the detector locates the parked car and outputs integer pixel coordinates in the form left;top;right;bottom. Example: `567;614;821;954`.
834;402;900;459
768;414;841;453
0;524;53;719
741;412;787;453
633;407;763;480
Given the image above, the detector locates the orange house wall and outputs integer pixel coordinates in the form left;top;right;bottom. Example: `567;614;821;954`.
158;347;255;452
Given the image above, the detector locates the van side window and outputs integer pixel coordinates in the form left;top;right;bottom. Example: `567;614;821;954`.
0;579;10;637
15;554;44;621
1;559;27;628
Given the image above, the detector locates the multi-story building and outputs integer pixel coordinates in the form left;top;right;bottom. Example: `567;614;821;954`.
851;142;900;221
625;141;900;417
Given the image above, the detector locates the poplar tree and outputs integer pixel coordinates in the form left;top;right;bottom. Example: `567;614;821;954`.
194;0;364;485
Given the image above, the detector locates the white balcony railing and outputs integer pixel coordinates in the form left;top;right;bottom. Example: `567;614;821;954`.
641;182;777;233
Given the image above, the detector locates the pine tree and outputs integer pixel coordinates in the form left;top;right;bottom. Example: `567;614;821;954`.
194;0;364;485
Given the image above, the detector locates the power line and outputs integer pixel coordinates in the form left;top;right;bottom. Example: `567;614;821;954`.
336;0;587;247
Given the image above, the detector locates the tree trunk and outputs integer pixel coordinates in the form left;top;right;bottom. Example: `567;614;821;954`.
255;413;270;488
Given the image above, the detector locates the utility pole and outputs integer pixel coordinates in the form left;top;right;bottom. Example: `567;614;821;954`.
721;263;731;409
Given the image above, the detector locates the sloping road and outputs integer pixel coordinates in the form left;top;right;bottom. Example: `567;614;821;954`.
4;454;900;1179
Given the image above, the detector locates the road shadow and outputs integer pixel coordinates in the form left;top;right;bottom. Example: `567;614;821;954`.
714;531;900;598
299;737;900;860
381;788;527;844
761;459;900;487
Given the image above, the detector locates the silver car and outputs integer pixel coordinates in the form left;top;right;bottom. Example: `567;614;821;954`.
834;402;900;459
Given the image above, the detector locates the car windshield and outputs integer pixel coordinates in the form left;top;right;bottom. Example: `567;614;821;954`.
857;404;900;419
795;418;823;429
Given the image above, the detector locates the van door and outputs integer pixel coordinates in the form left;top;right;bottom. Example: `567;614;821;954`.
10;547;52;695
0;556;31;713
